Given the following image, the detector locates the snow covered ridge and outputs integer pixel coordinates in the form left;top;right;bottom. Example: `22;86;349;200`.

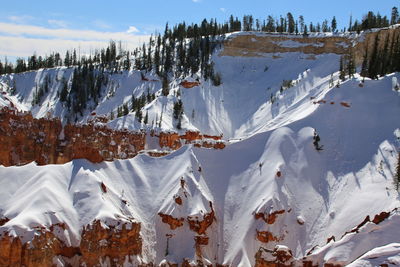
0;71;399;266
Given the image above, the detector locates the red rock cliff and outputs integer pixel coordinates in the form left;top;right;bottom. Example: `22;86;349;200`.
0;107;145;166
0;220;142;267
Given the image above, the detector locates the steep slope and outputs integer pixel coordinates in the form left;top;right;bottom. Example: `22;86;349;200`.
0;71;399;266
0;31;360;141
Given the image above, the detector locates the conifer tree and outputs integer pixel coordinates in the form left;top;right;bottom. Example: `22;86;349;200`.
287;12;295;33
339;56;346;81
360;48;369;77
299;15;305;33
391;7;399;25
331;16;337;32
144;111;148;124
303;25;308;37
395;152;400;191
368;35;380;79
347;51;356;79
162;76;169;96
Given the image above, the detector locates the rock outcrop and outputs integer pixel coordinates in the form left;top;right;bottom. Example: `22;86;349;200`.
157;131;225;151
180;80;200;88
221;33;352;57
220;27;400;66
0;220;142;267
0;107;145;166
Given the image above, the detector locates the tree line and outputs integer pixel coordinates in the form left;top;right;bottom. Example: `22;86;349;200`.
1;6;399;77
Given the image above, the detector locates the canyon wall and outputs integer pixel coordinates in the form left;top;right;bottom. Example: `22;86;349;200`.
0;220;142;267
0;107;225;166
0;107;145;166
221;27;400;65
220;33;352;57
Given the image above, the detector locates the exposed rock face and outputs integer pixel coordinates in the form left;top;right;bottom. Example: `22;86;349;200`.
256;230;280;243
158;213;185;230
187;202;216;235
255;246;294;267
0;107;145;166
0;107;226;166
352;27;400;64
180;80;200;88
157;131;225;151
157;199;217;264
80;220;142;266
220;27;400;66
0;220;142;267
255;210;285;224
0;229;62;267
221;33;352;57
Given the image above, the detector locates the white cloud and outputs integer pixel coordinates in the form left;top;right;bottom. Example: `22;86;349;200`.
0;36;149;58
7;15;34;24
220;8;226;13
0;22;146;41
48;19;68;28
0;22;150;58
92;19;112;29
192;0;201;2
127;26;140;34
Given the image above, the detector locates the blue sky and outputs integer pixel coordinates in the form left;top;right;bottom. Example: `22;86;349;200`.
0;0;398;60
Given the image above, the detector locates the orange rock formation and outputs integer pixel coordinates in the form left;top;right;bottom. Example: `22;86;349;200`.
0;107;145;166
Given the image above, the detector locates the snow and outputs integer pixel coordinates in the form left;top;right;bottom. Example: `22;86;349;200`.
0;32;399;266
0;50;342;140
272;40;324;48
1;69;399;265
348;243;400;267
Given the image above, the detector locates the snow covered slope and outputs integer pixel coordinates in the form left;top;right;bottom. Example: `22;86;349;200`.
0;36;344;141
0;70;399;266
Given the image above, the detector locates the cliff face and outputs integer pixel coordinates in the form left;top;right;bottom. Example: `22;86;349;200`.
0;107;225;166
0;220;142;267
221;27;400;65
156;131;225;151
0;107;146;166
220;33;352;57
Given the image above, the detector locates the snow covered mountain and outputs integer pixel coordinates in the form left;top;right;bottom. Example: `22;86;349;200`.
0;28;399;267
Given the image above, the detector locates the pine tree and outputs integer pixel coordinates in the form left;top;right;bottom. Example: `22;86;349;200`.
368;35;380;79
64;51;70;67
161;76;169;96
173;100;183;119
123;103;129;116
144;111;148;124
303;25;308;37
391;7;399;25
266;16;275;32
360;47;369;77
331;16;337;32
136;109;142;122
322;20;329;32
339;56;346;81
347;51;356;79
287;12;295;33
349;15;353;32
380;35;390;76
299;15;305;33
395;152;400;191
